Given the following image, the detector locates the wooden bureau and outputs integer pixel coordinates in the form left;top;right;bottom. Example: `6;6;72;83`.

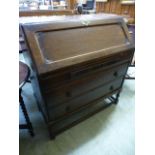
21;14;134;139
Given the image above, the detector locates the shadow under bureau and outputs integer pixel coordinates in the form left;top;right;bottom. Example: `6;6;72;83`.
21;13;135;139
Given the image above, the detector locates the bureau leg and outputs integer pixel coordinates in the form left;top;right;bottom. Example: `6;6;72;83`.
108;91;121;105
33;93;41;112
48;126;56;140
49;132;56;140
114;91;121;104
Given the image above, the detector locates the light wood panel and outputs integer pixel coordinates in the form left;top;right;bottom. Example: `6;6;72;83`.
69;0;134;19
96;0;135;19
19;10;74;17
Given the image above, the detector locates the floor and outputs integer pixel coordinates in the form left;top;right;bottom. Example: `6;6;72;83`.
19;54;135;155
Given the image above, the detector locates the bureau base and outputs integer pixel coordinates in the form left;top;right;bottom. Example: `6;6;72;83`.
40;90;121;139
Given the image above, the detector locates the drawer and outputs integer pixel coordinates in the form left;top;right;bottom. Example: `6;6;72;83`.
48;94;114;135
44;63;128;107
40;50;132;91
48;77;123;120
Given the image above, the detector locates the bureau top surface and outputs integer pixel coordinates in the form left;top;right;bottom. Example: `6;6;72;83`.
20;13;118;24
21;13;134;75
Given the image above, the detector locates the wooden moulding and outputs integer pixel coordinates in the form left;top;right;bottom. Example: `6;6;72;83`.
21;14;134;75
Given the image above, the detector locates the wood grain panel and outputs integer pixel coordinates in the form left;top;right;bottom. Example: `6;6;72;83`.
110;0;117;13
129;5;135;18
19;10;73;17
104;1;111;13
101;2;105;12
96;2;100;12
121;5;130;15
95;0;135;20
21;14;134;138
68;0;76;10
115;1;122;15
68;0;134;21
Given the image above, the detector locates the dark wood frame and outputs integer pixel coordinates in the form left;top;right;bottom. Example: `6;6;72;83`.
21;14;134;139
21;15;132;75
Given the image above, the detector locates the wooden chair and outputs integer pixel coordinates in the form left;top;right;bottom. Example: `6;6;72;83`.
19;61;34;137
77;0;96;14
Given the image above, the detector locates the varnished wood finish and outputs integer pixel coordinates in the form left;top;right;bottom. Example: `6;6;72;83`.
48;78;123;120
69;0;134;21
19;9;74;17
21;14;134;139
21;14;133;74
96;0;135;19
19;10;74;53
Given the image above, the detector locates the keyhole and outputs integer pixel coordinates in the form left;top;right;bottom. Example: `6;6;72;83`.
110;86;114;91
113;71;118;77
66;106;70;112
66;91;71;97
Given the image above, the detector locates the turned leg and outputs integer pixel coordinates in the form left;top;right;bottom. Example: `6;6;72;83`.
19;89;34;137
108;91;121;105
113;91;121;104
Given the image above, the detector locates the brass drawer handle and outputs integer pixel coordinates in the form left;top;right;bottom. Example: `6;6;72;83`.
110;86;114;91
113;71;118;77
65;106;71;112
66;91;72;97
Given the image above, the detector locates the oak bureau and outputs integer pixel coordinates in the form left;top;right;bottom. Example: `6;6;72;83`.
21;14;135;139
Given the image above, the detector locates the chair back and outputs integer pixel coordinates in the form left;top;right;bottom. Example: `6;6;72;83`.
86;0;95;9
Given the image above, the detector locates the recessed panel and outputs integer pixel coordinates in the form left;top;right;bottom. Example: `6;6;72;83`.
36;24;127;63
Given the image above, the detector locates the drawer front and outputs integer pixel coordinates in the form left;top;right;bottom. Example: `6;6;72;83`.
40;50;132;91
48;95;113;135
44;63;128;107
48;77;123;120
